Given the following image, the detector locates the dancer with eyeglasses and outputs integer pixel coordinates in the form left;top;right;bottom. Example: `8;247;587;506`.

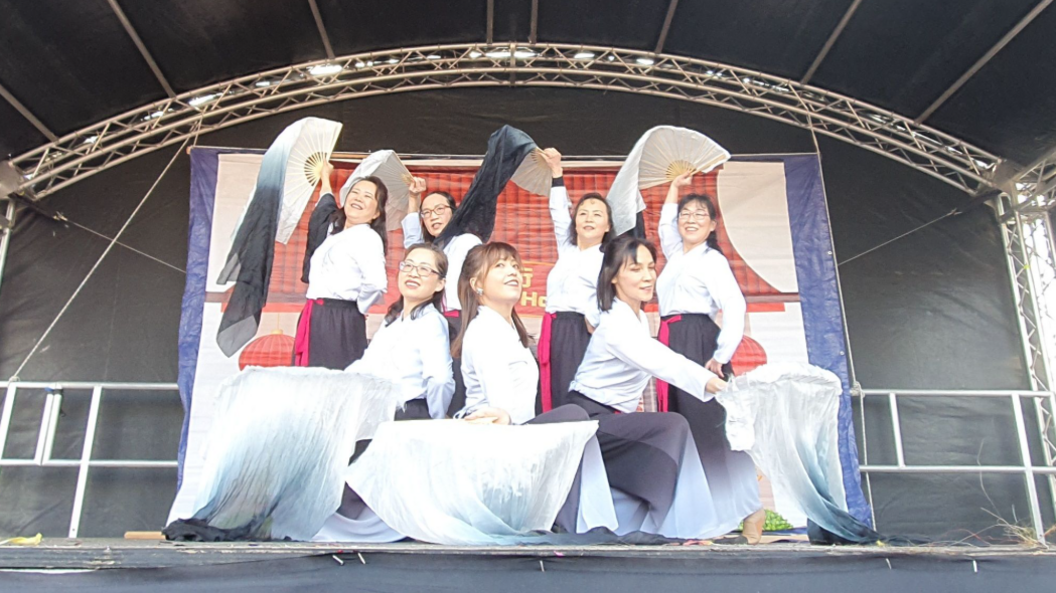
314;243;455;543
402;181;482;316
296;163;389;369
654;171;764;543
347;243;455;421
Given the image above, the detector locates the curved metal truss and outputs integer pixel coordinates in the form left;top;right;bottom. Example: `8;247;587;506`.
9;42;1002;199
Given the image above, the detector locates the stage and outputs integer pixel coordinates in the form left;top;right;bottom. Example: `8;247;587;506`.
1;539;1053;591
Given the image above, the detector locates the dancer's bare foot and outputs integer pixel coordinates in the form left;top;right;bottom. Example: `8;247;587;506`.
742;509;766;545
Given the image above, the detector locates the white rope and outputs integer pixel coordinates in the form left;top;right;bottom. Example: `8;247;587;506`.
9;129;199;381
64;219;186;274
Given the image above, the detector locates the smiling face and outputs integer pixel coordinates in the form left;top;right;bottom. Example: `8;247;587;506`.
398;247;446;307
343;179;382;227
420;192;454;237
574;197;612;247
472;255;523;308
612;245;657;306
677;197;717;249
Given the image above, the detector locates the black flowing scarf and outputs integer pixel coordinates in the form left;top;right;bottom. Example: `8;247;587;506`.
435;125;538;248
300;194;340;284
214;136;297;357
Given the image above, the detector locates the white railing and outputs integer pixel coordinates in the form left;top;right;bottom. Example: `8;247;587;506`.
1;381;1053;543
0;381;179;538
856;388;1056;545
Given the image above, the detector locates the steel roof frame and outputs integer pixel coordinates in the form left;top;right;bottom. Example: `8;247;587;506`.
4;42;1002;200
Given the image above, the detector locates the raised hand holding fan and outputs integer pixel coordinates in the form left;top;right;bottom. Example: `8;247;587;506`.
607;125;731;235
276;117;343;244
636;126;731;189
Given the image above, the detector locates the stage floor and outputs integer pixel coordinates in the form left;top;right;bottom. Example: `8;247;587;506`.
1;537;1052;570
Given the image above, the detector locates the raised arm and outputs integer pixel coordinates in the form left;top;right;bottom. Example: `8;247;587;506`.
657;172;693;257
540;148;573;249
401;177;427;249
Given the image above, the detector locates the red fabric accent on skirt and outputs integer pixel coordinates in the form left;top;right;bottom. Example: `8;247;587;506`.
293;299;322;367
443;309;460;319
537;312;558;413
655;314;682;412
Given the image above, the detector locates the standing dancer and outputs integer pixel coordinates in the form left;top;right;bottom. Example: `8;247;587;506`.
402;183;481;317
296;163;388;369
537;148;616;412
654;172;764;542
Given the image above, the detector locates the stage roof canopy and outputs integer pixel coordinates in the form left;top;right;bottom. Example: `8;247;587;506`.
1;0;1054;169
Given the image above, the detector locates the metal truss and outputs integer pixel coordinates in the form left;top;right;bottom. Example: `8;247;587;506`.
7;43;1002;200
996;192;1056;529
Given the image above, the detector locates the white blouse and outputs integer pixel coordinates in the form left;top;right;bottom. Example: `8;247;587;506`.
569;299;717;413
656;203;746;364
459;306;539;425
347;304;454;419
544;182;604;327
402;213;482;312
305;223;387;312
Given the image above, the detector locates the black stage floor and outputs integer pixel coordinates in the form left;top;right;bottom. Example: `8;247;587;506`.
0;539;1053;591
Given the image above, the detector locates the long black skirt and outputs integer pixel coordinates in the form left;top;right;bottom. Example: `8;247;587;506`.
444;310;466;417
523;404;593;533
541;312;592;412
293;298;367;370
394;399;431;421
660;313;761;524
567;391;693;522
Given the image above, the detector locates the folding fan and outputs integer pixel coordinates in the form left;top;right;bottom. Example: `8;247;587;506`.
338;150;414;231
635;126;731;189
606;125;731;235
274;117;344;244
510;147;553;196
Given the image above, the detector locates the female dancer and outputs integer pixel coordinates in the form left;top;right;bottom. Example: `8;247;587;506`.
452;242;563;426
316;243;454;543
655;172;764;542
347;243;454;420
402;180;482;316
451;242;616;534
537;148;615;412
566;235;735;540
296;164;388;369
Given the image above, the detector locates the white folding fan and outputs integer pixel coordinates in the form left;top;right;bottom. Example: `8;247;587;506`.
635;126;731;189
510;147;553;197
274;117;344;244
338;150;414;231
607;125;731;235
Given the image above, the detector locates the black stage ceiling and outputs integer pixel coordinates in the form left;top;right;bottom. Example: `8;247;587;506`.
1;0;1056;167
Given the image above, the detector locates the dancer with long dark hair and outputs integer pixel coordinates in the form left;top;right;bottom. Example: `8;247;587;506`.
567;234;733;539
